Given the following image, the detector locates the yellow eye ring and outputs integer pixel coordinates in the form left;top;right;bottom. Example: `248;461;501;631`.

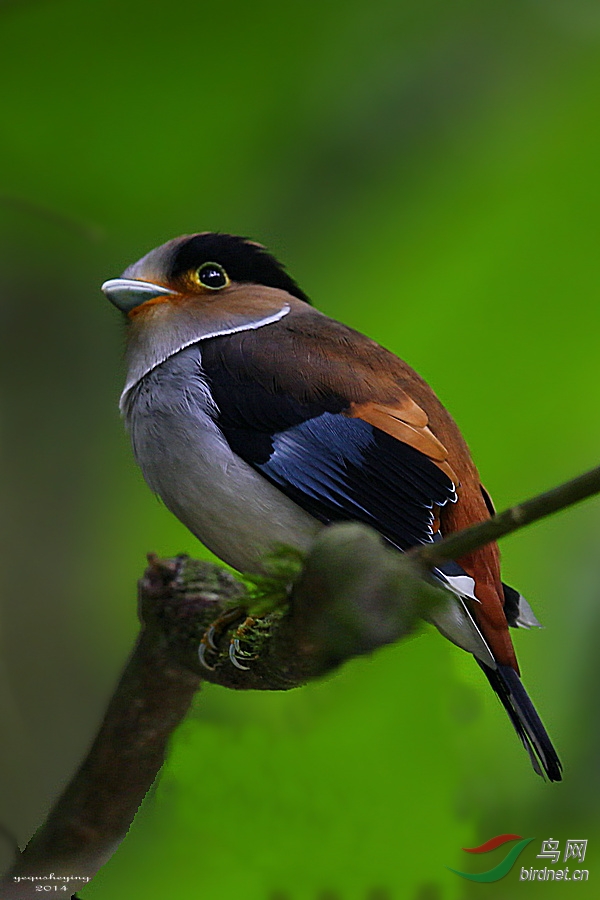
193;261;230;290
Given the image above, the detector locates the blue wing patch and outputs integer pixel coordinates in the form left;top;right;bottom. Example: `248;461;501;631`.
233;412;456;551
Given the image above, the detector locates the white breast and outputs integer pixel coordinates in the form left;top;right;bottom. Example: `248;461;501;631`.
122;344;321;573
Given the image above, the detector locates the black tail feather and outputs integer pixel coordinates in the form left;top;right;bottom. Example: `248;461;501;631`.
478;661;562;782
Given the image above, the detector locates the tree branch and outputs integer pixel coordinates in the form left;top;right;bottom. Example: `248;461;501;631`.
2;463;600;897
412;464;600;569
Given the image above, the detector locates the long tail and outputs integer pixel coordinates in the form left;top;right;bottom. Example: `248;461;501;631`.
478;661;562;782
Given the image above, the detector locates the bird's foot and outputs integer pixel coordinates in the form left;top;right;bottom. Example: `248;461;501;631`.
228;616;259;670
198;606;247;671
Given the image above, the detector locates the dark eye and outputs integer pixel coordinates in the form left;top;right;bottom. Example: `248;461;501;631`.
195;262;229;290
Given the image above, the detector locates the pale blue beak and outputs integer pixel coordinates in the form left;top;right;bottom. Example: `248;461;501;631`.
101;278;175;313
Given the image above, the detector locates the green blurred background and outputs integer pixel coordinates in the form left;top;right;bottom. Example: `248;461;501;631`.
1;0;600;897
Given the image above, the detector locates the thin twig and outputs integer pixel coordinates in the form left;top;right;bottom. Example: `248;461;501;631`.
412;464;600;569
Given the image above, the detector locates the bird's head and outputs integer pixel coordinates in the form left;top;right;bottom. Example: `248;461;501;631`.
102;233;312;401
102;232;310;316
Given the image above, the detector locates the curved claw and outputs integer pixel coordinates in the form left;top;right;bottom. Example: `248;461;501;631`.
229;641;251;670
206;625;218;651
198;641;216;671
233;637;254;658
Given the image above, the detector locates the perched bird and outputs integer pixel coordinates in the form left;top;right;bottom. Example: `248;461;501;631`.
103;232;561;781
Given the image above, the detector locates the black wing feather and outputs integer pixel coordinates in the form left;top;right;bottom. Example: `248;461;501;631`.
255;414;454;549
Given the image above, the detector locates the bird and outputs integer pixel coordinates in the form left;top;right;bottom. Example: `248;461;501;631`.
102;231;562;781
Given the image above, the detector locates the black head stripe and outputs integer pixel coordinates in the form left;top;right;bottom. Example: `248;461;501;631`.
169;233;311;303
